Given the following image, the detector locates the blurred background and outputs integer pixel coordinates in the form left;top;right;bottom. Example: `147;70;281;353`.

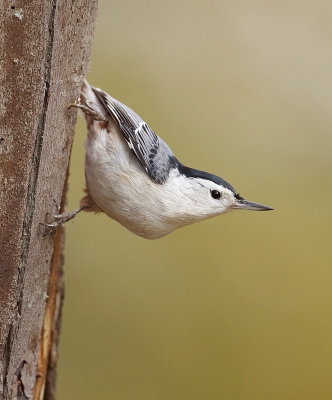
57;1;332;399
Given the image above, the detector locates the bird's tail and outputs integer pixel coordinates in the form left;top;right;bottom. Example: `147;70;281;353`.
80;79;93;103
79;79;108;121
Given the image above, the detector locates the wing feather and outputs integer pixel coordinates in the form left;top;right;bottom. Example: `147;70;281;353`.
92;87;173;184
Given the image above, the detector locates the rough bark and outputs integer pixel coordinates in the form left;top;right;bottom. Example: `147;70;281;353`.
0;1;98;399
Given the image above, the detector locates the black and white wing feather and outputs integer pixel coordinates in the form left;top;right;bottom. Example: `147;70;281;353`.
92;87;174;184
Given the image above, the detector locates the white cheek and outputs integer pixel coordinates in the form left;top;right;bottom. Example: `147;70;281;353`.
219;192;236;212
217;199;228;212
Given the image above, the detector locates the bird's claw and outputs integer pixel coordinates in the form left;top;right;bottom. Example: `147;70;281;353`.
40;208;84;237
40;214;66;236
68;97;82;109
51;213;67;220
39;221;61;237
68;100;107;122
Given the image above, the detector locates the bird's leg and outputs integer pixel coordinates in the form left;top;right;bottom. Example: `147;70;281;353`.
69;98;107;122
41;189;101;236
50;207;86;225
41;206;87;236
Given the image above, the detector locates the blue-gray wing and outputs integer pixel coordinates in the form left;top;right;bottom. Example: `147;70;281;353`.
91;86;173;184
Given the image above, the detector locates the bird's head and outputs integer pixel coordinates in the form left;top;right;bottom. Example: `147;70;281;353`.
171;164;273;223
191;177;273;215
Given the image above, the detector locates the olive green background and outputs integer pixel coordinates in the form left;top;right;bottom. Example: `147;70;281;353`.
58;1;332;399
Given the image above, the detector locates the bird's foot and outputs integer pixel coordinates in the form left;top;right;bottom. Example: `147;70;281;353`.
69;98;107;122
41;207;84;236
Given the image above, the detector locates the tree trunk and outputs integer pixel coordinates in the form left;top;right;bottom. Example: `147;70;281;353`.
0;1;98;399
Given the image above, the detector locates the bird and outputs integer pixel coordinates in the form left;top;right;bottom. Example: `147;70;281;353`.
46;80;273;239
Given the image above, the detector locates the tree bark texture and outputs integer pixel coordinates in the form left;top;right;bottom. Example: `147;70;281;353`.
0;1;98;399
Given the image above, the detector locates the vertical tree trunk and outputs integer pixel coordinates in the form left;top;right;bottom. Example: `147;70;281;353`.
0;1;98;399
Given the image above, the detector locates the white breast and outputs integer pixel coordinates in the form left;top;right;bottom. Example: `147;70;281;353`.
85;121;199;239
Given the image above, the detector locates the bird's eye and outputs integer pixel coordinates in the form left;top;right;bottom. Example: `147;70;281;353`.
210;190;221;200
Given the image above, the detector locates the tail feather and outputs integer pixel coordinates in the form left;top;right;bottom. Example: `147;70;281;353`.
80;79;108;120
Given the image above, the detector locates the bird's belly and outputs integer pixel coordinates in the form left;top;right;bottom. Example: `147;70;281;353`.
84;127;175;239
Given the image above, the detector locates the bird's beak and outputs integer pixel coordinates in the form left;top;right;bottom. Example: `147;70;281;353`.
233;199;273;211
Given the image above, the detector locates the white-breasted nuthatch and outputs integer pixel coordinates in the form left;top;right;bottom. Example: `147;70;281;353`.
47;80;272;239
